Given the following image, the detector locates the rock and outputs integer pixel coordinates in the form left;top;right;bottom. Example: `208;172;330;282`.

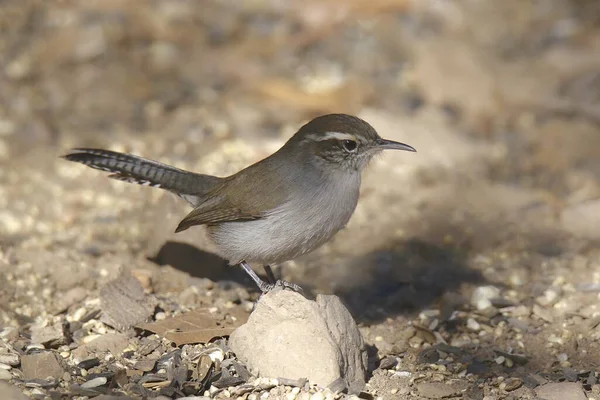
0;381;28;399
31;321;65;346
21;352;64;380
417;382;462;399
535;382;587;400
229;290;368;394
72;333;130;362
100;268;157;331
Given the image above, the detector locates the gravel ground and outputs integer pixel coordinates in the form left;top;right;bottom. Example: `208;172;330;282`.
1;1;600;399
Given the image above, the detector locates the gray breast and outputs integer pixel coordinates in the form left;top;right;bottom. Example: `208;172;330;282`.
208;171;361;265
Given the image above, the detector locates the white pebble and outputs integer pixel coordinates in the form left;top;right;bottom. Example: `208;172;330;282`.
208;348;225;362
310;392;325;400
467;318;481;331
471;286;500;310
81;376;107;388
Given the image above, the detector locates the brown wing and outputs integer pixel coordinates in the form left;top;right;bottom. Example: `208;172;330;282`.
175;206;261;232
174;153;289;233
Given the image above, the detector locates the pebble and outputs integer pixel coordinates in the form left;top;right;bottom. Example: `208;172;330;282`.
417;382;461;399
0;369;12;380
500;377;523;392
310;392;325;400
81;376;107;388
208;348;225;362
297;393;310;400
536;289;560;306
471;286;501;310
379;355;398;370
0;353;20;366
466;318;481;331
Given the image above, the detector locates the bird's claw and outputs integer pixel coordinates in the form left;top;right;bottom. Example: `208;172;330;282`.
259;279;304;294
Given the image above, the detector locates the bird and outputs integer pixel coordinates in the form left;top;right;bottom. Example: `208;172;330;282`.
63;113;416;292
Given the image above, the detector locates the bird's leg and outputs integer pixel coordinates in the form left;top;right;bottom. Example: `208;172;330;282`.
239;261;303;294
239;261;271;292
263;265;277;284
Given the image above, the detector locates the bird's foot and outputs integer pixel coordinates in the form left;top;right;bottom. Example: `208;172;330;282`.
258;279;303;294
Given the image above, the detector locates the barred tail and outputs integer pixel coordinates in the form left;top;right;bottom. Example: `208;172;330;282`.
62;148;220;206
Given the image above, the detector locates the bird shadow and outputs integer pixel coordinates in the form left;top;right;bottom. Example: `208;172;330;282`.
332;238;487;323
149;241;256;289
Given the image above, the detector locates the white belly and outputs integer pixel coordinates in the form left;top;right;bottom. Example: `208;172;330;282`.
208;172;361;265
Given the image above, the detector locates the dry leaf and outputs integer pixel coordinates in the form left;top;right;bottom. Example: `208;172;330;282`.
137;308;248;346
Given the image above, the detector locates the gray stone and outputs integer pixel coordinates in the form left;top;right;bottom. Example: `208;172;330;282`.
535;382;587;400
100;268;157;331
21;351;64;380
31;322;65;346
229;289;368;394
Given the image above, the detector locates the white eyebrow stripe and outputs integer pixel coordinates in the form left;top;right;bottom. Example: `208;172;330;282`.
306;132;358;142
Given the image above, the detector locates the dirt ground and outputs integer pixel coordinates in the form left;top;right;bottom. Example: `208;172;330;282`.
1;0;600;399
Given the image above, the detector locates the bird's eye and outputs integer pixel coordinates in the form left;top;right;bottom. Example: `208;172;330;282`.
342;140;358;152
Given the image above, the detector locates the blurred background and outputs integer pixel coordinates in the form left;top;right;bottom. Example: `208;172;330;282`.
1;0;600;393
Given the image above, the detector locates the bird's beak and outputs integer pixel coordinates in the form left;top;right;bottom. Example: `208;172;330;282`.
376;138;416;152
